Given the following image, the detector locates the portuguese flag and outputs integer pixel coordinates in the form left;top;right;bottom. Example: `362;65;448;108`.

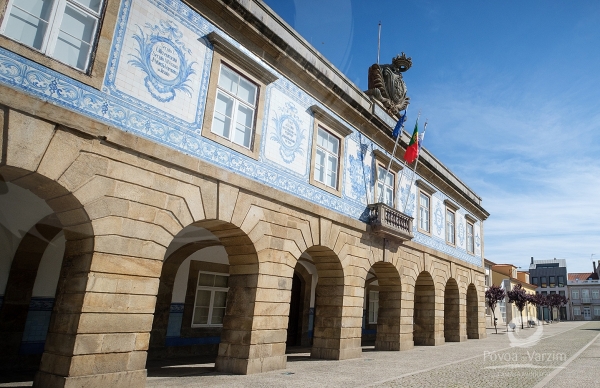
404;119;419;163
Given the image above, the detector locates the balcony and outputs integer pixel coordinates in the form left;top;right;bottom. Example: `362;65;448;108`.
367;202;414;241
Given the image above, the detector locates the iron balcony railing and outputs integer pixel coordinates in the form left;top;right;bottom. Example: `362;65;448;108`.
367;202;414;241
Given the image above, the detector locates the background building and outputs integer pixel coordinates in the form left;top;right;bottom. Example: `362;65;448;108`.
529;258;568;320
568;261;600;321
491;264;537;327
0;0;489;386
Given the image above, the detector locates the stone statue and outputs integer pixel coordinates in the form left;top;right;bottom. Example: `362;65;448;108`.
365;53;412;116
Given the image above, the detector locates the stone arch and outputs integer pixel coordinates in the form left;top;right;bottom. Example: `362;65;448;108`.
444;278;461;342
370;261;402;351
147;220;262;373
302;245;357;360
0;214;63;362
0;166;95;386
467;283;479;339
413;271;435;346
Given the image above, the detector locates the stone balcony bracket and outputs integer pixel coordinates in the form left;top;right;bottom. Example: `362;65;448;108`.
367;202;414;242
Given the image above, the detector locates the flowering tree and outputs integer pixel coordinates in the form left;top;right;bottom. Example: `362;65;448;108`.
526;293;542;324
485;285;506;334
547;293;569;322
507;284;528;329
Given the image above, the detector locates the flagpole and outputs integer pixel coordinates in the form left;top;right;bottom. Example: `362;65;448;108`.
395;111;413;207
378;109;407;203
377;22;381;64
403;119;427;213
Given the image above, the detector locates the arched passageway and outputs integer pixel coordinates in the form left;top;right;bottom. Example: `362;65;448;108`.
467;283;479;339
0;169;94;383
413;271;435;346
362;262;402;351
301;246;359;360
285;261;313;349
444;278;460;342
148;221;261;373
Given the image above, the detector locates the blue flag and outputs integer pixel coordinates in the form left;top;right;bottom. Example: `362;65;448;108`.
392;111;406;138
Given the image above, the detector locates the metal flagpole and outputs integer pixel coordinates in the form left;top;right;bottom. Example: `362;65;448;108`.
378;109;407;203
403;119;427;213
378;109;408;202
377;22;381;64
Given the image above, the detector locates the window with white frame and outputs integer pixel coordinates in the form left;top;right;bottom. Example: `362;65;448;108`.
592;289;599;299
314;127;340;189
377;165;395;207
211;64;258;149
595;307;600;316
445;209;455;244
573;306;580;316
466;221;474;253
1;0;104;72
192;272;229;327
572;290;579;300
418;192;430;232
368;290;379;324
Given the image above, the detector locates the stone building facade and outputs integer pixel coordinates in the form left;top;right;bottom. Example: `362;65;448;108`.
0;0;489;386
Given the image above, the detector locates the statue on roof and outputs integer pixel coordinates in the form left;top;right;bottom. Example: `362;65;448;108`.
365;53;412;116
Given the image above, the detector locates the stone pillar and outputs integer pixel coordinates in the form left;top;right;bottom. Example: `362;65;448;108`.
375;284;402;350
399;282;415;350
215;249;292;374
311;280;362;360
34;241;161;387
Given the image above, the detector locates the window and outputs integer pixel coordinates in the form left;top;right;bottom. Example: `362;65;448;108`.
531;277;538;286
418;192;430;232
445;209;455;245
211;64;257;149
377;165;395;207
593;289;600;299
550;291;556;295
203;33;276;160
549;276;556;288
572;290;579;299
541;277;547;288
541;291;547;295
1;0;104;72
314;127;340;189
368;290;379;324
595;307;600;316
559;291;565;297
192;271;229;327
573;307;580;316
558;276;564;287
466;221;474;254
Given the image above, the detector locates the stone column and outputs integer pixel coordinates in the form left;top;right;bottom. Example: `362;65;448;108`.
34;239;162;387
215;249;293;374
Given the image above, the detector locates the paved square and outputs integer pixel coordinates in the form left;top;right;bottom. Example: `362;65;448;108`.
146;321;600;387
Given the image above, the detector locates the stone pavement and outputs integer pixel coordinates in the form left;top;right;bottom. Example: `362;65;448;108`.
146;321;600;388
1;321;598;387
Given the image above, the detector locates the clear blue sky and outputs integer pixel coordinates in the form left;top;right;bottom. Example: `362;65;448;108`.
262;0;600;274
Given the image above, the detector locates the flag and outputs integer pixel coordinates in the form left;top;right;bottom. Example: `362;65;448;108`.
392;111;407;138
403;119;419;163
417;123;427;151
